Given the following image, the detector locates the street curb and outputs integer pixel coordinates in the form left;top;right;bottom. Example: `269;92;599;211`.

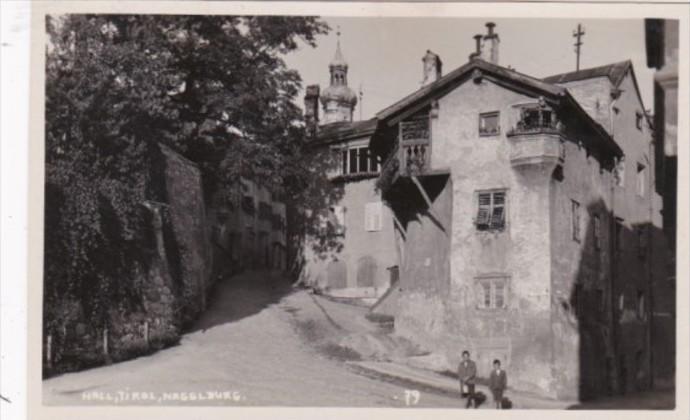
346;361;575;409
346;361;463;401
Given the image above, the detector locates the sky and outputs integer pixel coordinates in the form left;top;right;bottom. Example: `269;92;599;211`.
283;17;654;121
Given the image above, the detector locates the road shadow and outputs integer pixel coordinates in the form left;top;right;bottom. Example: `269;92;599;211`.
189;270;294;333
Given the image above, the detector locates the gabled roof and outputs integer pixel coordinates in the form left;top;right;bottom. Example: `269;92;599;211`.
377;59;566;122
544;60;652;127
309;118;378;147
542;60;632;87
371;58;622;158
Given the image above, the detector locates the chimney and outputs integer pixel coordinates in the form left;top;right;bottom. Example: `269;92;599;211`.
304;84;320;137
421;50;443;86
469;34;483;60
481;22;500;64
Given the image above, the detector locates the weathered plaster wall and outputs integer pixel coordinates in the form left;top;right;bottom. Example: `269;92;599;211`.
549;133;615;400
557;77;613;131
555;69;670;395
301;143;398;300
386;79;557;395
393;176;453;344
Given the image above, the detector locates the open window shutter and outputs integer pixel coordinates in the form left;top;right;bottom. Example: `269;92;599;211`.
490;206;505;230
477;193;491;227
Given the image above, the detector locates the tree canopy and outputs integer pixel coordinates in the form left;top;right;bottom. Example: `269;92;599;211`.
44;14;329;324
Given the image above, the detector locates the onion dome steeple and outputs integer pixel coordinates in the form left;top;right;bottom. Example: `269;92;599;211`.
320;28;358;124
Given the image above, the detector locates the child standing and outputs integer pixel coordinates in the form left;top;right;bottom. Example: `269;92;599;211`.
489;359;507;409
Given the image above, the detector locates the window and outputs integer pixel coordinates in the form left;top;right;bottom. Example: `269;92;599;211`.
328;205;345;235
637;226;647;258
615;217;624;254
635;111;643;130
593;214;601;250
618;293;625;312
596;288;605;319
515;106;556;132
341;146;380;175
241;195;255;214
615;158;626;187
571;200;581;242
479;111;500;136
477;277;508;309
476;190;506;231
365;202;383;232
637;290;646;320
636;162;646;197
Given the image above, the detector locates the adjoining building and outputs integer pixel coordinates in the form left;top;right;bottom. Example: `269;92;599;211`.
645;18;678;387
208;178;287;277
298;34;399;302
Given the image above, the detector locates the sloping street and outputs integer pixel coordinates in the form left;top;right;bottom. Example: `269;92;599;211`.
42;271;463;407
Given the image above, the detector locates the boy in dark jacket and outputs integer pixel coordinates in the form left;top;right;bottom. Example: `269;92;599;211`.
457;350;477;408
489;359;507;409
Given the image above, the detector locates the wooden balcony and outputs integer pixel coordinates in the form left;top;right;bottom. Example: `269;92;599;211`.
399;115;431;176
401;139;430;175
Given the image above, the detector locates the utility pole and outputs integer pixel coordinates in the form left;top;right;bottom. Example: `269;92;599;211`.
573;23;585;71
359;83;363;121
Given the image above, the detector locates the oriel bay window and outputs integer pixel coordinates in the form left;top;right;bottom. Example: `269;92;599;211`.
340;146;380;175
476;190;506;231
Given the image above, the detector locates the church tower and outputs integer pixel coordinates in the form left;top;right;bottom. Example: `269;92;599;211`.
320;29;358;124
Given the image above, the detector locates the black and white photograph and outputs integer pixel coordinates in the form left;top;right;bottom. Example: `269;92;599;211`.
0;1;687;419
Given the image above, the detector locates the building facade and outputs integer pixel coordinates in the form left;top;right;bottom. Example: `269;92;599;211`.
365;22;669;400
298;37;399;301
645;18;678;385
208;178;287;277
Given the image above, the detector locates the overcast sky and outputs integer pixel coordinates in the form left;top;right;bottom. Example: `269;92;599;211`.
284;17;654;121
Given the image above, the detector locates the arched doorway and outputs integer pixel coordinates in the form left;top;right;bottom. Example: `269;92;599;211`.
356;256;378;287
327;260;347;289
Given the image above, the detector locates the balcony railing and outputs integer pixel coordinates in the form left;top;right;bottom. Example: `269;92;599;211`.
401;140;430;175
507;107;561;137
400;115;431;176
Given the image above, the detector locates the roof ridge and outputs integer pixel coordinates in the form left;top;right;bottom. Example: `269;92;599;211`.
542;60;632;85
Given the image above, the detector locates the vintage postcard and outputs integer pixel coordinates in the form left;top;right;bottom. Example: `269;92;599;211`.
8;1;690;419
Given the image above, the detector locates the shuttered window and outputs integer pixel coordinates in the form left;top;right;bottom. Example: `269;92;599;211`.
365;202;383;232
476;191;506;231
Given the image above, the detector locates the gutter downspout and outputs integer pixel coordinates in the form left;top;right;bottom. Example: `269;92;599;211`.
609;162;619;395
647;137;655;390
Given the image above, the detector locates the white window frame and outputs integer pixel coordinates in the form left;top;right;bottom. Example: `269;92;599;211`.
340;145;381;175
476;276;509;310
479;111;500;136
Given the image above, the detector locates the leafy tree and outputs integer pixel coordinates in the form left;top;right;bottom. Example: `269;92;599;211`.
45;15;328;328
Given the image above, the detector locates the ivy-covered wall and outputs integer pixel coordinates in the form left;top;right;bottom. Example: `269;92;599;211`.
43;143;212;377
